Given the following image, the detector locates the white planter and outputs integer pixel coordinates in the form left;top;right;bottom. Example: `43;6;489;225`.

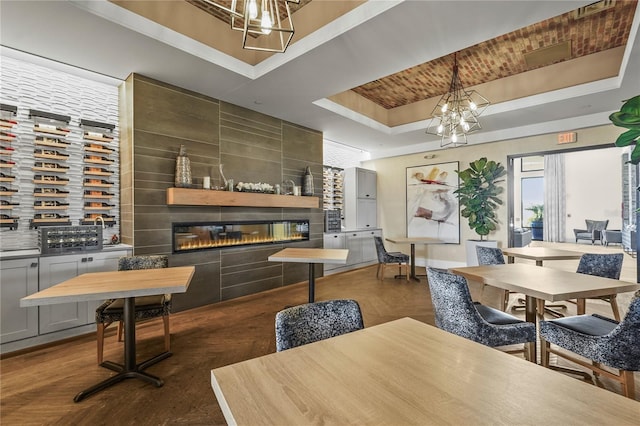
465;240;499;266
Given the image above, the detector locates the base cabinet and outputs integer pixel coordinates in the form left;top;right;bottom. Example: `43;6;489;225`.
0;258;39;344
324;229;381;275
38;250;130;334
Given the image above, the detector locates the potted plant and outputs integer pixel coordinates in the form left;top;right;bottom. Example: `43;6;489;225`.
455;157;507;265
609;94;640;164
525;204;544;240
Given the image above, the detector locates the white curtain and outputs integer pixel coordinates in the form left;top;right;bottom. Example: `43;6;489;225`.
544;154;566;242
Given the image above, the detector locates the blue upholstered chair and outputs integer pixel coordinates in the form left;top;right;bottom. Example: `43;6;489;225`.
275;299;364;352
540;290;640;399
426;268;536;361
475;246;511;311
95;255;171;364
373;236;409;281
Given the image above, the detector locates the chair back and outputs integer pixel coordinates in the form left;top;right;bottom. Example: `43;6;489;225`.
607;290;640;370
476;246;505;265
275;299;364;351
373;236;388;263
426;268;484;336
576;253;623;280
585;219;609;232
118;255;168;271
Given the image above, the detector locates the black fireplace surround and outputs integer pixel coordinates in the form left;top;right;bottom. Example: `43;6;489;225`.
172;220;309;253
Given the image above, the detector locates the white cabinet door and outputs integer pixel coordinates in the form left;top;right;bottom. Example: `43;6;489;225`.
356;199;377;229
345;232;365;265
38;254;90;334
360;229;381;263
356;168;377;199
323;233;346;273
0;258;39;343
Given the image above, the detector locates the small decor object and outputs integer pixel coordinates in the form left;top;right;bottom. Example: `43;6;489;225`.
455;157;506;240
111;234;119;245
203;176;211;190
302;166;314;196
609;94;640;164
174;145;192;188
235;182;275;193
525;204;544;240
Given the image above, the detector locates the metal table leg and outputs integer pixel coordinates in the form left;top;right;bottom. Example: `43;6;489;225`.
308;263;315;303
74;297;170;402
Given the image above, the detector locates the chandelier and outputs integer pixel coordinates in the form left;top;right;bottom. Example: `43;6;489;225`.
203;0;299;53
426;53;490;147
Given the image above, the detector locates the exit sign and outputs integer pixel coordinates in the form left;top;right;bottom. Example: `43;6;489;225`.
558;132;577;144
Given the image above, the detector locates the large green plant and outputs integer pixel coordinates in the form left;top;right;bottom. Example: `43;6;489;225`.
455;157;507;240
609;94;640;164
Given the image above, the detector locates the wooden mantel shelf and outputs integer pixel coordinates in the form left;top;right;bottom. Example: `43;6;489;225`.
166;188;320;208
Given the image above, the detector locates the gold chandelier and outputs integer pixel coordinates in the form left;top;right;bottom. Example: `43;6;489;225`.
203;0;299;53
426;53;490;147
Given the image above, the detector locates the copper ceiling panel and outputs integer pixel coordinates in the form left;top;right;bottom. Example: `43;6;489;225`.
350;0;636;110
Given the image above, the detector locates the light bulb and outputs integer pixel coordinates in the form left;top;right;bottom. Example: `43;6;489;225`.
469;101;477;111
248;0;258;19
452;133;458;143
437;124;444;134
441;103;448;113
463;122;470;131
261;4;272;34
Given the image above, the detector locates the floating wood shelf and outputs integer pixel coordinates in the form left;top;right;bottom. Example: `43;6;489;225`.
84;135;113;143
167;187;320;208
84;145;114;154
33;126;69;136
34;206;68;210
33;179;68;185
35;139;70;148
85;158;114;165
34;153;69;160
84;194;112;199
0;163;15;169
84;170;112;176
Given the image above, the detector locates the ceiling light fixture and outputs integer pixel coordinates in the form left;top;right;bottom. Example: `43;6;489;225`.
203;0;299;53
426;53;490;147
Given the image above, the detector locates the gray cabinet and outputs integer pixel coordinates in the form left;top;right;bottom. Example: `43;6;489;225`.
344;167;377;230
38;250;129;334
0;258;39;344
323;229;381;275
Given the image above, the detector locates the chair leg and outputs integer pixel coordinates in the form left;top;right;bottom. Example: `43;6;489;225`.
96;323;105;364
540;339;550;367
163;315;170;352
609;295;621;321
502;290;509;311
380;263;386;280
376;263;382;280
117;321;124;342
524;342;535;363
621;370;635;399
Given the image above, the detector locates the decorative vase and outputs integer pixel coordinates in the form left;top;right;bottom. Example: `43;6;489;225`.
175;145;192;188
303;166;314;196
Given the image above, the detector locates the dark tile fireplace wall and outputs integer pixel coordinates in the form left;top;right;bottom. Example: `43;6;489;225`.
119;74;323;312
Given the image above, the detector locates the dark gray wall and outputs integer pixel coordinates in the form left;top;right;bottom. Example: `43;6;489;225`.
120;74;323;312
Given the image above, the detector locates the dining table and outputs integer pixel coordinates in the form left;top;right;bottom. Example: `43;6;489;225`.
268;248;348;303
385;236;443;281
20;265;195;402
502;246;583;266
449;263;640;362
210;317;640;425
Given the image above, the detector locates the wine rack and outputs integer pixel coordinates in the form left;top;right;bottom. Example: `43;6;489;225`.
29;109;72;228
322;166;344;211
0;104;19;229
80;119;117;227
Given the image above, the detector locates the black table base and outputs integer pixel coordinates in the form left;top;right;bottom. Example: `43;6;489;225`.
74;297;170;402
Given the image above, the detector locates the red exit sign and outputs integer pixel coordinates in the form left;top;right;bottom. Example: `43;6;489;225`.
558;132;577;144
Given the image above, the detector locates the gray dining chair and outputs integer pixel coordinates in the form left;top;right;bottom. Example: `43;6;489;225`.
426;267;536;361
541;253;624;320
475;246;511;311
275;299;364;351
373;236;409;281
95;255;171;364
539;290;640;399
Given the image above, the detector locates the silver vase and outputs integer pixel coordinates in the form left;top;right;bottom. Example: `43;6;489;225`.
175;145;192;188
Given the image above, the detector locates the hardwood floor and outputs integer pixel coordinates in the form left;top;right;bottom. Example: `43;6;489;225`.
1;243;638;425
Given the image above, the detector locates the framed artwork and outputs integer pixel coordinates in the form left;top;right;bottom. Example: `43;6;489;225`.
406;162;460;243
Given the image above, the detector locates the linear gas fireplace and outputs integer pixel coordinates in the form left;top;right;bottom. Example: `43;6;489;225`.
172;219;309;253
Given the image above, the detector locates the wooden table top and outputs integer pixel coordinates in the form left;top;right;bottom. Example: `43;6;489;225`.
450;263;640;302
268;248;348;264
210;317;640;425
502;247;583;261
21;266;195;307
385;236;443;245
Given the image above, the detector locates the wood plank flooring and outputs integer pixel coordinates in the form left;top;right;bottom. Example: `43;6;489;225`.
1;242;638;425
